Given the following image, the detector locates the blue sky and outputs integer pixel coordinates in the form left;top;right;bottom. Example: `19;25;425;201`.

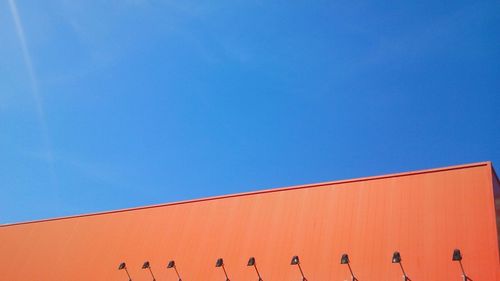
1;0;498;224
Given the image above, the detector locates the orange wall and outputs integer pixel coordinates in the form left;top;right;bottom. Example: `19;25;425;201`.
0;162;498;281
493;167;500;255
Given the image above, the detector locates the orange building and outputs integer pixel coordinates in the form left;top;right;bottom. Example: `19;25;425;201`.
1;162;499;281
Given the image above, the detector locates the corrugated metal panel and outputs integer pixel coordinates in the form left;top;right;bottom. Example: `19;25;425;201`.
0;162;498;280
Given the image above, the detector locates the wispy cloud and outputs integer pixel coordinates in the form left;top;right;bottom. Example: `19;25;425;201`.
8;0;58;191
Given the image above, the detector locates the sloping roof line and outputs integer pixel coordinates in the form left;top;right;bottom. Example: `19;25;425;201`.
1;161;492;227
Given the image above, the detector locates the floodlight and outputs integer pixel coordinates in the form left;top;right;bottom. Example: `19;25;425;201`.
118;262;132;281
142;261;156;281
392;252;410;281
290;255;307;281
452;249;470;281
452;249;462;261
392;252;401;263
215;258;230;281
340;254;349;264
167;260;182;281
247;257;263;281
340;254;358;281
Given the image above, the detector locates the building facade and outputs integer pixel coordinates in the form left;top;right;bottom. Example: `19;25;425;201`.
1;162;499;280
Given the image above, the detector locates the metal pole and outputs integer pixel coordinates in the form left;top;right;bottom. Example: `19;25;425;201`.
174;266;182;281
347;264;358;281
297;263;307;281
148;267;156;281
254;264;263;281
124;268;132;281
459;261;469;281
222;264;230;281
399;263;409;281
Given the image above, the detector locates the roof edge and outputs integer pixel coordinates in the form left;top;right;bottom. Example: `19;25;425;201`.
1;161;492;227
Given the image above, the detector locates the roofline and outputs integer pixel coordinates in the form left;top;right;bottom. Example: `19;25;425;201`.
1;161;493;227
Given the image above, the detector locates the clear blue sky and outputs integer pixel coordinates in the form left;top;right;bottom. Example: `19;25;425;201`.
1;0;498;224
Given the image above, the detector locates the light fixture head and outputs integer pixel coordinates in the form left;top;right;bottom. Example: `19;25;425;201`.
340;254;349;264
167;260;175;268
142;261;150;269
118;262;126;270
215;258;224;267
247;257;255;266
392;252;401;263
452;249;462;261
290;255;300;265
